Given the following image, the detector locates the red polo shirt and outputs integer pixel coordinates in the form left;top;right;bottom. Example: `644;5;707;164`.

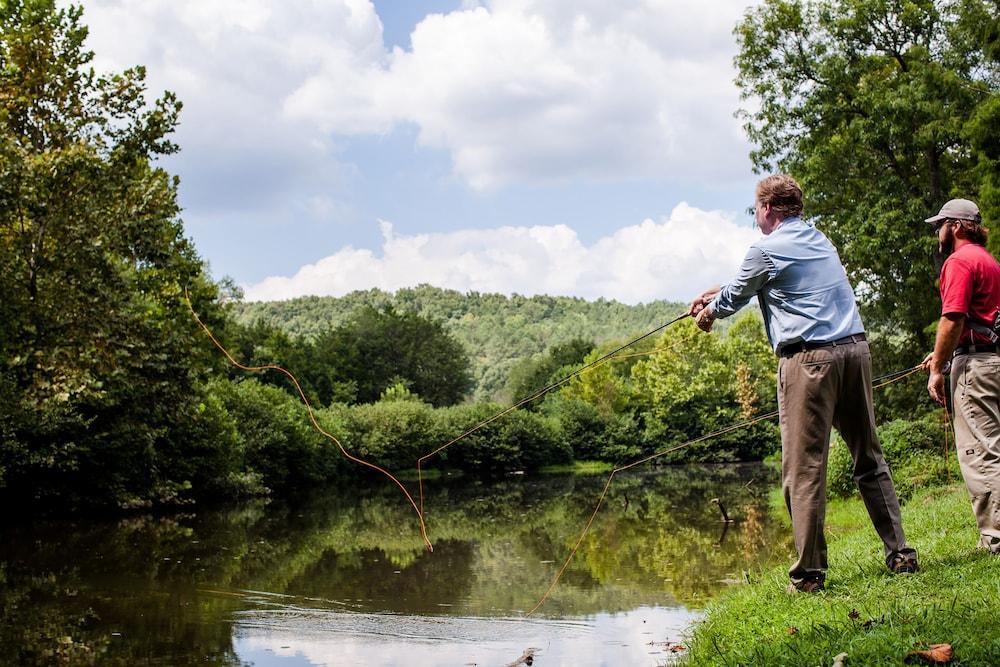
940;243;1000;344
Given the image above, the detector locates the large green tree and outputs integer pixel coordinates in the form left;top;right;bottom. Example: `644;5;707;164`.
0;0;228;507
502;338;594;406
311;306;473;407
735;0;1000;349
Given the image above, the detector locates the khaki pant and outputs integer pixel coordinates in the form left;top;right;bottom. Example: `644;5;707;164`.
950;353;1000;553
778;340;915;584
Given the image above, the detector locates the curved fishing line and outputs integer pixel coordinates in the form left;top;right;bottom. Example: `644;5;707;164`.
415;312;692;543
525;363;924;615
184;290;434;552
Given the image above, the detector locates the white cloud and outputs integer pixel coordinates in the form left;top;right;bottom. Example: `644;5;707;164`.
285;0;755;189
81;0;754;193
78;0;385;218
243;203;759;303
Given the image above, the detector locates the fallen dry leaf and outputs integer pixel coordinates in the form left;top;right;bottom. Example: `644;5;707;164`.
905;643;953;664
787;626;799;636
862;616;884;630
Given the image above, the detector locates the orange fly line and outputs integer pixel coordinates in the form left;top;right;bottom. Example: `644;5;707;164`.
185;290;435;550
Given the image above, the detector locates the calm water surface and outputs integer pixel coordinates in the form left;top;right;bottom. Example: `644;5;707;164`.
1;464;791;666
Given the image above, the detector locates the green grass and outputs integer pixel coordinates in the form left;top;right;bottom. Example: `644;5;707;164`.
395;461;614;480
538;460;615;475
684;484;1000;665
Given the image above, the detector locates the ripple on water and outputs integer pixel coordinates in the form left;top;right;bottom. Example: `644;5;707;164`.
232;604;698;666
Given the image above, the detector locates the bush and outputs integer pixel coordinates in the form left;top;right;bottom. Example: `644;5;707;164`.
500;409;571;471
828;413;958;502
213;378;341;494
162;387;259;501
341;397;439;470
542;395;608;460
433;404;568;475
598;413;645;463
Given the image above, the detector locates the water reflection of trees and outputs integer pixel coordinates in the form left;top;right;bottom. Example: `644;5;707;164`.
0;464;791;663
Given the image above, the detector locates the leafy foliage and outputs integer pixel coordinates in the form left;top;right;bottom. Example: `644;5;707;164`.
314;305;472;407
827;411;957;500
230;286;688;400
503;338;594;406
431;403;570;475
735;0;1000;352
0;0;227;508
630;314;780;461
336;395;440;470
225;305;472;407
211;378;341;496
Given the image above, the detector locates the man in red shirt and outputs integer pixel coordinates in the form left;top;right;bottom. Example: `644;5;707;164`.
925;198;1000;554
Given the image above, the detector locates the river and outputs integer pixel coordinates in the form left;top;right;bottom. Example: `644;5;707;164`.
0;463;791;666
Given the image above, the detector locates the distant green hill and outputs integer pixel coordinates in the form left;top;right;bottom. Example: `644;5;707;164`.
230;285;688;401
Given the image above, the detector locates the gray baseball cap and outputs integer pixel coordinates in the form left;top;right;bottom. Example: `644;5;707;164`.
925;198;981;224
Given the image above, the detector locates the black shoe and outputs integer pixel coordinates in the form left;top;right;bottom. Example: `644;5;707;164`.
888;553;919;575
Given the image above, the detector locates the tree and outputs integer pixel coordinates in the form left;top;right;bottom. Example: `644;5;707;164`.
631;315;779;461
312;306;473;407
503;338;594;406
0;1;227;507
735;0;1000;349
956;0;1000;228
229;286;687;401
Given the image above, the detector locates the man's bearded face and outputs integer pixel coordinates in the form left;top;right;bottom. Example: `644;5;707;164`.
934;222;956;274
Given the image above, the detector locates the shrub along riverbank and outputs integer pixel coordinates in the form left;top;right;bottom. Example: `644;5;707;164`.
683;483;1000;665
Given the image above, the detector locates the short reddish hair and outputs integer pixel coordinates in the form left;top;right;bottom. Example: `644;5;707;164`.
756;174;803;218
955;218;989;245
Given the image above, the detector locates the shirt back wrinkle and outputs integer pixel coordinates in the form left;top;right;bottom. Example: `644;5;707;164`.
710;217;865;351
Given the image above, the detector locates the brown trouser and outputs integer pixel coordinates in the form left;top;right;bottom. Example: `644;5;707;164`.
950;352;1000;553
778;340;915;584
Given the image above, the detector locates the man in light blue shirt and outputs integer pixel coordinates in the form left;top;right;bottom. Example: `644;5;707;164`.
690;174;918;592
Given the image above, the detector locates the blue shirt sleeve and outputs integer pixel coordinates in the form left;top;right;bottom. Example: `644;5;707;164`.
710;246;775;318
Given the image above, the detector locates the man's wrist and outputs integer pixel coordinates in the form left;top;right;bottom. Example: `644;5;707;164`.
930;354;949;373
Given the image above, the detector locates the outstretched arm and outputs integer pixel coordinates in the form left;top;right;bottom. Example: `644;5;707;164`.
692;247;773;333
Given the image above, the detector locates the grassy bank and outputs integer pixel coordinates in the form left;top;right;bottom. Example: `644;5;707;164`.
684;484;1000;665
538;460;615;475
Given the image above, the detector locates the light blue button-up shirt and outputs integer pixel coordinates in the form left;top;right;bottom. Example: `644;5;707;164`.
709;216;865;352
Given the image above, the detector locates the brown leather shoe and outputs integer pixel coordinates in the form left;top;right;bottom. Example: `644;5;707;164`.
888;553;919;575
787;578;824;593
979;535;1000;554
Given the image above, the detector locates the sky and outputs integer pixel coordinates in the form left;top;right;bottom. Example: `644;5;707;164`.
78;0;764;304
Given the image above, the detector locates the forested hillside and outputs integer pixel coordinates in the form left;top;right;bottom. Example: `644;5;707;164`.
230;286;691;400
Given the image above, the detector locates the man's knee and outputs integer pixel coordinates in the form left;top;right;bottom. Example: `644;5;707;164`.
853;460;890;485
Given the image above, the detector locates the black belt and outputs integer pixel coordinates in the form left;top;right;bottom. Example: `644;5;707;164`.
779;334;866;357
954;344;999;356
